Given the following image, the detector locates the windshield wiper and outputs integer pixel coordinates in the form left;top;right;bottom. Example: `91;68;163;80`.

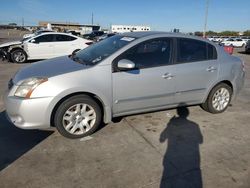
70;55;92;65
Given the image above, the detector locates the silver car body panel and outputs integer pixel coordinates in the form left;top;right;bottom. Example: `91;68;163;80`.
4;32;245;129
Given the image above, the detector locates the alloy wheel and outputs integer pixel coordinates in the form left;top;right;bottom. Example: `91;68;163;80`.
62;103;96;135
212;88;230;111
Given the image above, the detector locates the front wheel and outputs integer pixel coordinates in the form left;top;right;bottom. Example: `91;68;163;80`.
54;95;102;139
11;49;27;63
201;83;232;113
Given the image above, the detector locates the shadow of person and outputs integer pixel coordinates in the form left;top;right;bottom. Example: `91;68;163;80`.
159;107;203;188
0;111;54;171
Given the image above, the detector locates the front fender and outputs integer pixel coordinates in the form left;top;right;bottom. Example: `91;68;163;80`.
45;88;112;126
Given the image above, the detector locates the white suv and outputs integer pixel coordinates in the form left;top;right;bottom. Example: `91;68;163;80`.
0;32;92;63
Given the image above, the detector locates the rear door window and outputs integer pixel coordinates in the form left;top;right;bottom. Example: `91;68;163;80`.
177;38;217;63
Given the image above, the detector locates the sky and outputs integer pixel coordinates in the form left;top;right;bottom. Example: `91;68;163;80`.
0;0;249;32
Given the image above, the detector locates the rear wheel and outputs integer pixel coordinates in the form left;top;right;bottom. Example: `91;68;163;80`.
201;83;232;113
54;95;102;139
11;49;27;63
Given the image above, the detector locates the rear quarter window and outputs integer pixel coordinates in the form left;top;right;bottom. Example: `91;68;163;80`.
54;34;77;42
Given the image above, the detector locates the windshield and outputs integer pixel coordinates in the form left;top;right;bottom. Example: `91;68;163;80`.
74;35;136;65
35;31;44;35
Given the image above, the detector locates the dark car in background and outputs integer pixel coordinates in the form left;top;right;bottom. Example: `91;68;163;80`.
245;40;250;53
97;33;116;41
82;30;105;41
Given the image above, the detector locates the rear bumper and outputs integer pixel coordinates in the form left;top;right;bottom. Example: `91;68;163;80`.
232;70;245;101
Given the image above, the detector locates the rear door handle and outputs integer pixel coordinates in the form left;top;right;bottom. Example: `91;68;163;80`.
162;73;174;79
206;66;217;72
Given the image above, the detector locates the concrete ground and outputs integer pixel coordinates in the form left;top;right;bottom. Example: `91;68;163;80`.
0;31;249;188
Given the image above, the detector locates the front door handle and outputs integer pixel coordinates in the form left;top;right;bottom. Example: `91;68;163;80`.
162;73;174;79
206;66;217;72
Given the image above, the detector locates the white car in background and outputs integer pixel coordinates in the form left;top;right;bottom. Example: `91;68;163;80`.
241;36;250;42
221;38;246;47
23;30;54;39
0;32;92;63
210;36;221;43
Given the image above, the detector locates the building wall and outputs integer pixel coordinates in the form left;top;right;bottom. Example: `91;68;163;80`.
38;21;100;32
111;25;150;33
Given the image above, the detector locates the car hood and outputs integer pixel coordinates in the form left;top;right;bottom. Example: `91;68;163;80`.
0;41;22;48
13;56;90;85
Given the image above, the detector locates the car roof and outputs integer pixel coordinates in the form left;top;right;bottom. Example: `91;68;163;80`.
120;31;212;43
120;31;170;38
38;32;77;37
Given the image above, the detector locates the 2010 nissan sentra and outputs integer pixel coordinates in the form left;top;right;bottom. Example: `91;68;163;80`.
4;32;245;139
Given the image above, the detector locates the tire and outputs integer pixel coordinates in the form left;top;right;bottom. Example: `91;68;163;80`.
54;95;102;139
11;49;27;63
201;83;232;114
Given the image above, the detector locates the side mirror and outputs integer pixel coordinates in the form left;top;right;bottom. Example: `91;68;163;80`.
117;59;135;70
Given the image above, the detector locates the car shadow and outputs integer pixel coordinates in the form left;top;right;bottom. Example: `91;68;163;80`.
159;107;203;188
238;51;249;54
0;111;54;171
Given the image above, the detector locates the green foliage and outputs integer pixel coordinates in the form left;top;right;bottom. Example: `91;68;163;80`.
243;30;250;36
194;30;250;36
206;30;218;36
194;31;203;36
219;31;238;36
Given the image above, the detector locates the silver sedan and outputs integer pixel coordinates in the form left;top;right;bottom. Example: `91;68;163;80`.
4;32;245;138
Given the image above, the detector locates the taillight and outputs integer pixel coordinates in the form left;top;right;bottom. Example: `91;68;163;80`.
85;42;93;45
223;46;234;55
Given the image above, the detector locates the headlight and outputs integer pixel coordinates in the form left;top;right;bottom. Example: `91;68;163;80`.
14;77;48;98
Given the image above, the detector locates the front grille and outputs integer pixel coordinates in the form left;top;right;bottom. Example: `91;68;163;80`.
8;79;14;90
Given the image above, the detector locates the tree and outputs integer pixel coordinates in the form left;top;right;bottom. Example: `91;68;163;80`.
219;31;238;36
243;30;250;36
194;31;203;36
206;30;218;36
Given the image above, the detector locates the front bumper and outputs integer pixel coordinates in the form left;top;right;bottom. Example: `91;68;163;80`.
4;90;54;129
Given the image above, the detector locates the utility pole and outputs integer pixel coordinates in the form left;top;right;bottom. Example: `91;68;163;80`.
22;17;24;28
91;13;94;25
203;0;209;38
